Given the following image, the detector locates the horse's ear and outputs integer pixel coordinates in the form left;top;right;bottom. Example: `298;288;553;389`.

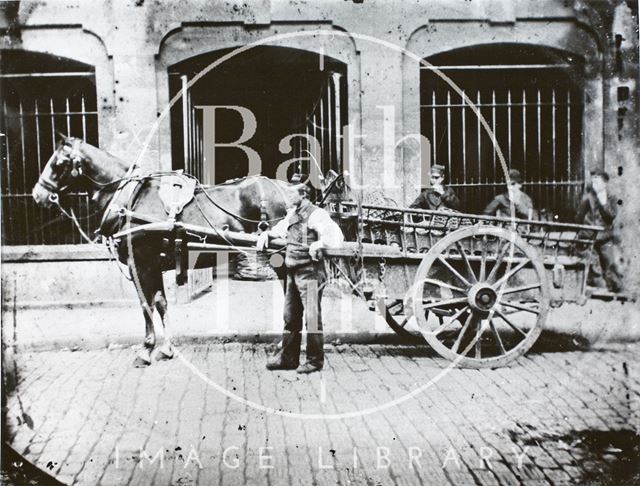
56;131;69;143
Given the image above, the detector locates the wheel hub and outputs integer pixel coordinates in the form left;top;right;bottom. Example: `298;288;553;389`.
468;284;497;313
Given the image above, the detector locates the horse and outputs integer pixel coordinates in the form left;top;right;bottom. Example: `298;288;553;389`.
32;136;294;366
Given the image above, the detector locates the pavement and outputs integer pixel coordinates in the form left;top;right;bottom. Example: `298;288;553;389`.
3;279;640;351
3;340;640;485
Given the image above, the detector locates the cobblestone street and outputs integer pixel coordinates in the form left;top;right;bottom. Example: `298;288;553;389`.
4;341;639;485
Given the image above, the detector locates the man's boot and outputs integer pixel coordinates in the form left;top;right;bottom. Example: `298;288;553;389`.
266;331;301;370
297;333;324;374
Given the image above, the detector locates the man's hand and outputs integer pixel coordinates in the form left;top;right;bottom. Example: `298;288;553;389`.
432;184;444;195
309;241;324;261
256;231;270;251
508;186;521;204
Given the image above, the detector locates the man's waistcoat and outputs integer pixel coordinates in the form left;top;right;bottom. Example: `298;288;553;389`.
285;199;319;268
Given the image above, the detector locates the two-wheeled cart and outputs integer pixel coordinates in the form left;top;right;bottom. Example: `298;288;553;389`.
321;202;603;368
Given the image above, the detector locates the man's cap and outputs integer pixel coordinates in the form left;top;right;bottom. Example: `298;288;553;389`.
430;165;446;176
289;172;307;184
289;172;310;193
590;168;610;181
507;169;523;183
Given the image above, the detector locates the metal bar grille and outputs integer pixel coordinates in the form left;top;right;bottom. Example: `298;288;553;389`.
1;71;99;245
420;62;584;220
299;73;344;182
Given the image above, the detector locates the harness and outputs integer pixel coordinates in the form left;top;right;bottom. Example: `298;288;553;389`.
43;140;349;285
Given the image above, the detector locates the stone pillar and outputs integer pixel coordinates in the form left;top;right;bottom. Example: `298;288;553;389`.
357;46;406;204
106;3;161;170
607;3;640;297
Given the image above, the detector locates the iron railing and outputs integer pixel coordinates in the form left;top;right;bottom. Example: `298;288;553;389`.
420;63;584;220
1;70;99;245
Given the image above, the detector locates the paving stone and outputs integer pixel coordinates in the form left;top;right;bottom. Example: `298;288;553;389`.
4;342;639;485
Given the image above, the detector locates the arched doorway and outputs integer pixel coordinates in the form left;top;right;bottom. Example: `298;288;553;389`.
420;44;584;219
168;46;348;186
0;50;99;245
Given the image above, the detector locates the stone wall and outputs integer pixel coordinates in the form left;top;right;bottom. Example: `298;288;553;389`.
1;0;638;294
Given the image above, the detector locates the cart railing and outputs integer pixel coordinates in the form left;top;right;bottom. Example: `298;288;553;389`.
326;201;603;264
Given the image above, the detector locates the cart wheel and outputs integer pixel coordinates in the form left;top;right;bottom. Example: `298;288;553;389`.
375;298;423;343
411;226;549;369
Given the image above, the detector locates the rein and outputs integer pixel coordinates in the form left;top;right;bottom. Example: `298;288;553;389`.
48;193;100;244
43;141;348;250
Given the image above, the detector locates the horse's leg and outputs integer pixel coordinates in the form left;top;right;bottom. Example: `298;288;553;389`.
132;261;158;367
154;285;175;361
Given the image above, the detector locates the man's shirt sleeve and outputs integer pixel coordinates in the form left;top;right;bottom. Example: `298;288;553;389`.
442;188;460;211
308;209;345;248
269;210;292;239
516;194;534;219
597;195;617;224
575;196;589;224
409;192;426;209
483;195;502;215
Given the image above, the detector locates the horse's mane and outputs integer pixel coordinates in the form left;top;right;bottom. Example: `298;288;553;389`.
77;138;129;171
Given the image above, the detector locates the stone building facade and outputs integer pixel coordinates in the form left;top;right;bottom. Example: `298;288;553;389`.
1;0;638;302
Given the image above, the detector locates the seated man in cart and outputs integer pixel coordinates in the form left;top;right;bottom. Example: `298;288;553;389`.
483;169;535;219
575;169;623;292
257;176;344;374
410;164;460;212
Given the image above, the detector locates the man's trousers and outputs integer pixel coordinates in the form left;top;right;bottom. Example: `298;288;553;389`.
280;262;326;367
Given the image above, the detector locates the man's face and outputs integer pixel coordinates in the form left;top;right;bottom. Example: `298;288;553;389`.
285;185;304;208
508;181;522;193
591;175;606;193
430;173;444;186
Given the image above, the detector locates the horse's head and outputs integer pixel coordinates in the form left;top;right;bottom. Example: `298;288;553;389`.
32;135;88;207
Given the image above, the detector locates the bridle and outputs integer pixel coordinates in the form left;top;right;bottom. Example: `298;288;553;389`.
36;138;130;243
35;138;85;199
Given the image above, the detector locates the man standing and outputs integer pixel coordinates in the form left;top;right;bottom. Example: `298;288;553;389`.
257;181;344;374
410;164;460;211
576;169;623;292
483;169;534;219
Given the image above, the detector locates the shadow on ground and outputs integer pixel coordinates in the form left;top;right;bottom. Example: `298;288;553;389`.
344;329;596;360
508;427;640;485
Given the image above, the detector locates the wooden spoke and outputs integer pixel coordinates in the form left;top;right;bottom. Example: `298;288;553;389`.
434;305;469;336
451;313;475;354
494;308;528;338
497;300;540;315
486;240;512;283
412;225;549;368
474;318;483;358
422;278;466;294
492;258;530;289
479;235;488;282
436;255;472;288
422;297;468;310
455;241;477;283
499;283;542;296
488;318;507;355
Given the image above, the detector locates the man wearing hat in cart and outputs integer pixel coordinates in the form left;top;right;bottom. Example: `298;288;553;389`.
410;164;461;211
575;168;623;292
483;168;534;219
257;173;344;374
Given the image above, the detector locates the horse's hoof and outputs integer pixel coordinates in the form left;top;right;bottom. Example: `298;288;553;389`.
155;346;174;361
133;355;151;368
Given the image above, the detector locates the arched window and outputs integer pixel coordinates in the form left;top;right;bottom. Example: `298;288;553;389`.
168;46;347;187
420;44;584;219
0;50;99;245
